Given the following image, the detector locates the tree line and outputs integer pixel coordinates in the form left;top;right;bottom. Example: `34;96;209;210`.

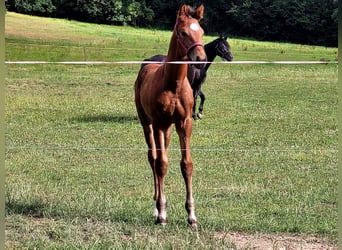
5;0;338;47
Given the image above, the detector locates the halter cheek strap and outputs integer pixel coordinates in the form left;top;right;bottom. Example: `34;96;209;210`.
178;39;204;55
174;24;204;55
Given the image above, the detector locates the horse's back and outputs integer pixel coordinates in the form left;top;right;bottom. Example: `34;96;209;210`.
140;54;166;70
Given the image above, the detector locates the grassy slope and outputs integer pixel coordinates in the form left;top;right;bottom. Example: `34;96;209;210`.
5;12;338;248
5;12;338;62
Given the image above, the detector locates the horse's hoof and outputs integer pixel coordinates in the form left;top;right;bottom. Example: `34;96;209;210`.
155;218;167;226
192;114;198;120
197;113;203;119
188;220;198;230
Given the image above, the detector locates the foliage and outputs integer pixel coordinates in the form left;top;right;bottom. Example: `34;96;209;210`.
51;0;130;25
5;0;56;16
226;0;338;46
126;1;154;26
5;0;338;46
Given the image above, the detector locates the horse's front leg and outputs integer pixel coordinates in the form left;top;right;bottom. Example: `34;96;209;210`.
197;89;205;119
192;89;199;120
176;118;197;228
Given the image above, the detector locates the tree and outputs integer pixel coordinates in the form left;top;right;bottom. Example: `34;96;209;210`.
127;1;142;26
126;1;154;27
6;0;56;16
106;1;127;24
225;0;337;46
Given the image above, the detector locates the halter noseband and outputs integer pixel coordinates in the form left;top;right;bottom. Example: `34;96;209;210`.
174;24;204;55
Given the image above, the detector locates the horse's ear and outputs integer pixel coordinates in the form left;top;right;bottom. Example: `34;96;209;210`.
178;4;187;17
195;4;204;20
219;34;228;40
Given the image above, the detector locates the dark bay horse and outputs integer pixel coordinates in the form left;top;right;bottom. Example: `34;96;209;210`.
134;4;206;228
142;36;233;119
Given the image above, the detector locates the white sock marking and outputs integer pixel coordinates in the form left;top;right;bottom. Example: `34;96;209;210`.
152;200;158;218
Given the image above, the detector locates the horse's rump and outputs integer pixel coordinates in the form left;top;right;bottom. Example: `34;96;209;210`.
135;63;161;94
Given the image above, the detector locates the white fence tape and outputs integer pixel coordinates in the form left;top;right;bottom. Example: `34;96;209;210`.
5;60;338;65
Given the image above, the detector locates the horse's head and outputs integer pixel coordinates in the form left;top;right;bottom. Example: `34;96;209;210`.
174;4;207;69
216;36;233;62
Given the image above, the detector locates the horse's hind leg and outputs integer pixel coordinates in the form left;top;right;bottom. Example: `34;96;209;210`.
142;124;159;219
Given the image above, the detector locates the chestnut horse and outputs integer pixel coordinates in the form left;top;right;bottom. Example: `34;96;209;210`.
134;4;206;228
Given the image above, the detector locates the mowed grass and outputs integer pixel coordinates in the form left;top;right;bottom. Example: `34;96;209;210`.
5;12;338;248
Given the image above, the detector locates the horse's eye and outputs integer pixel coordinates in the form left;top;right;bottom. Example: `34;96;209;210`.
181;31;187;37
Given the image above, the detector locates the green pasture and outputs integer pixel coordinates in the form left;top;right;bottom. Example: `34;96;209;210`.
5;12;338;248
5;12;338;62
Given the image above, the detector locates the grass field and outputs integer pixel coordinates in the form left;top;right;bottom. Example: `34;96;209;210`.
5;12;338;248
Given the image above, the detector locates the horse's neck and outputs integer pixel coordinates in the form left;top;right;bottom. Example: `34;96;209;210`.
204;42;218;70
163;33;188;88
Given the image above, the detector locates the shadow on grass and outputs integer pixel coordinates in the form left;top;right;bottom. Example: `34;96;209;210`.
6;199;152;226
6;198;194;229
6;199;47;218
73;114;139;124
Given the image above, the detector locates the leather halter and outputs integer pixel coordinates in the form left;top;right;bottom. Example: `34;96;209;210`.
174;24;204;55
